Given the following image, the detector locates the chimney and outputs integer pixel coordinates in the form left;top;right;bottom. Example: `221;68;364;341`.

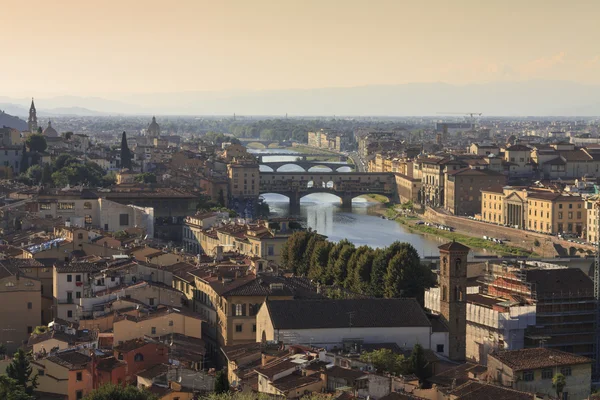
261;353;268;367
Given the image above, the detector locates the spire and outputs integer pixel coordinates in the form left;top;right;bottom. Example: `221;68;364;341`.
28;97;38;133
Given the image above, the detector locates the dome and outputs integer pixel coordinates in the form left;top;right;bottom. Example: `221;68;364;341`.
42;121;58;137
147;116;160;137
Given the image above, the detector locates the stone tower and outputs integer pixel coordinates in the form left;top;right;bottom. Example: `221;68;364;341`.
438;240;469;361
28;98;38;133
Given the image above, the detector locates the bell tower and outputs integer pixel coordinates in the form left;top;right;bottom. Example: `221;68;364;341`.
28;98;38;133
438;240;469;361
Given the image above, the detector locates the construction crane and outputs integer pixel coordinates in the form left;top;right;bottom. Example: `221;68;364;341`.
595;202;600;371
437;112;482;119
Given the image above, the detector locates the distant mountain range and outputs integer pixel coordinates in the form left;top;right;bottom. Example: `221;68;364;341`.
3;80;600;116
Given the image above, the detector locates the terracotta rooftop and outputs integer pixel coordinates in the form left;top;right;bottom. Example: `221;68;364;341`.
490;347;592;371
448;381;535;400
438;241;470;252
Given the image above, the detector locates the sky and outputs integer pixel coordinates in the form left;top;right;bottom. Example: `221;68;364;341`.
3;0;600;97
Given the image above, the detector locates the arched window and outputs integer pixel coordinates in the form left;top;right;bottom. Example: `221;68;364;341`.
134;353;144;362
455;258;462;274
442;285;447;301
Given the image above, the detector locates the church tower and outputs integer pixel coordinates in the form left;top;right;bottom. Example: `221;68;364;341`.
438;240;469;361
28;98;38;133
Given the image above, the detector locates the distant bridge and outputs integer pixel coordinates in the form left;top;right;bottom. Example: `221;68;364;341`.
259;171;397;208
238;138;290;148
260;160;354;172
255;153;347;162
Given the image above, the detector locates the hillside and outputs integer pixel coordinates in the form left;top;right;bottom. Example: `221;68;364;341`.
0;110;27;131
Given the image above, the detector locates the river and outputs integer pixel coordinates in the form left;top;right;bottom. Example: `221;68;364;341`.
251;148;488;257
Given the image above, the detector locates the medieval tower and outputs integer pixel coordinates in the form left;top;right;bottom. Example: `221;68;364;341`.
28;98;38;133
438;240;469;361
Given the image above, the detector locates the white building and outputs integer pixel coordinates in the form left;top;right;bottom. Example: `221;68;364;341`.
256;298;446;356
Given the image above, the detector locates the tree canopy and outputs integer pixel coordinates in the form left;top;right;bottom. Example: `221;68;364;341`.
281;232;434;302
5;349;37;395
120;131;132;170
134;173;157;184
83;384;157;400
26;134;47;153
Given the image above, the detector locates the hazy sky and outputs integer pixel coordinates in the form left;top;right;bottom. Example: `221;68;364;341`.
3;0;600;96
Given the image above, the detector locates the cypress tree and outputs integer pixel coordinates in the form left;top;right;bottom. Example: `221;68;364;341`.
120;131;132;170
19;144;28;174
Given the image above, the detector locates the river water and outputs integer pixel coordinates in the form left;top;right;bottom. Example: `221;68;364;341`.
251;149;486;257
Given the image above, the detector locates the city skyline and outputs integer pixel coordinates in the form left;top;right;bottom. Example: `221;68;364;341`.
3;0;600;97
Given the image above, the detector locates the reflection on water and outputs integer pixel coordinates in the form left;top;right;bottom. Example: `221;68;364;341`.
251;149;488;257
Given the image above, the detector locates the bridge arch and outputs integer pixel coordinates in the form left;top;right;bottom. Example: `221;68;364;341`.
275;163;308;172
246;142;267;149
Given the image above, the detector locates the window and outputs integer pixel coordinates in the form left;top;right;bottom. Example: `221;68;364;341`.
67;274;72;282
560;367;572;376
76;291;81;299
76;275;81;282
67;292;73;303
569;203;573;209
76;390;83;400
542;369;553;379
117;352;123;360
134;353;144;362
267;245;274;256
149;298;155;306
57;202;75;210
235;324;243;332
522;370;534;381
27;326;33;334
234;304;243;316
436;344;444;353
559;204;563;209
37;369;45;376
169;320;173;327
119;214;129;226
253;324;257;332
67;310;73;318
568;212;573;219
83;202;92;209
151;327;156;335
85;215;92;225
40;203;51;210
27;302;32;309
558;212;563;219
76;372;83;381
77;233;83;240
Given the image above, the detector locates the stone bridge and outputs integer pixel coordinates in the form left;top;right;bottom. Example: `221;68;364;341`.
259;171;397;208
255;153;347;162
239;138;291;148
261;160;354;172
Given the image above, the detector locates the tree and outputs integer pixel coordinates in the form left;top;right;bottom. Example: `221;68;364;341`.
332;241;355;285
134;173;157;184
218;189;225;207
408;343;430;382
300;234;323;276
41;163;52;185
214;370;230;394
308;241;331;282
19;144;28;174
553;373;566;399
25;134;47;153
370;248;388;297
83;384;157;400
120;131;132;170
0;376;34;400
359;349;406;376
352;248;375;294
6;349;37;395
282;232;312;274
25;165;42;185
53;154;79;170
63;131;74;140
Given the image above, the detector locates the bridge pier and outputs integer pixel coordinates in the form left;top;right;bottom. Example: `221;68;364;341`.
289;191;301;212
341;194;353;209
